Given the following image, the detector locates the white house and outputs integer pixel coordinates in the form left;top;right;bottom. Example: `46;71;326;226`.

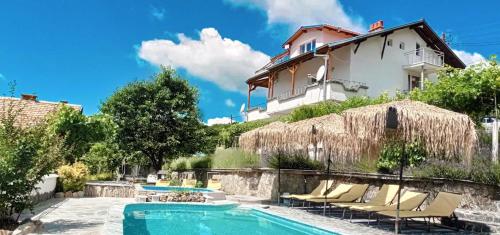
245;19;465;122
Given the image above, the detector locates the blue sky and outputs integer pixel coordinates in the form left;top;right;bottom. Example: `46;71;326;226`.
1;0;498;124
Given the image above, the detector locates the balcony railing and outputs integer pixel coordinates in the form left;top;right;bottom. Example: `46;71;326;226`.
404;48;444;67
276;84;310;101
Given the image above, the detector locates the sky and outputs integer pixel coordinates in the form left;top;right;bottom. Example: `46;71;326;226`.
1;0;498;125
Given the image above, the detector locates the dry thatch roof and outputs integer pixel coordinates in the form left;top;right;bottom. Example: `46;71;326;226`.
285;113;362;162
342;99;477;162
238;121;289;153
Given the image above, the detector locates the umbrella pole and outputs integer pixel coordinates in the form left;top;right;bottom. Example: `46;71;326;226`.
395;143;406;234
277;151;281;206
323;153;331;216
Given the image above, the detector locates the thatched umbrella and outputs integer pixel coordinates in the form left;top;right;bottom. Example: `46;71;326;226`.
239;121;289;154
343;99;477;161
342;99;477;233
285;113;363;163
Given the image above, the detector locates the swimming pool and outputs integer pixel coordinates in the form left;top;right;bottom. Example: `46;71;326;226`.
141;185;213;193
123;203;339;235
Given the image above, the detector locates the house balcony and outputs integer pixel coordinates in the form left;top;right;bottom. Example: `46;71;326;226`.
246;79;368;121
403;48;444;72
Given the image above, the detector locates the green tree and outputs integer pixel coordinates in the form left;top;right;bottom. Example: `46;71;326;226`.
0;104;62;227
47;106;108;163
101;67;204;171
411;58;500;122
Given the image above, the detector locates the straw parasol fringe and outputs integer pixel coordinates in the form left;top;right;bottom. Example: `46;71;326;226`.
238;121;289;154
342;100;478;163
285;113;364;163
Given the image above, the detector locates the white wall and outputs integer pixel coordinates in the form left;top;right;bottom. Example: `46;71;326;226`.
32;174;58;196
272;57;323;99
289;29;351;58
289;30;323;58
349;28;438;97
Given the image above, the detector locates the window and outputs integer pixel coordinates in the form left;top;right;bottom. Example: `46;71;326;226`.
416;43;421;56
300;44;305;54
408;75;421;90
387;39;393;46
399;42;405;50
299;39;316;54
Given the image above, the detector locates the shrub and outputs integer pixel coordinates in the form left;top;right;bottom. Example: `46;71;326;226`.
469;157;499;185
190;156;211;169
376;141;426;173
57;162;89;192
210;148;260;169
169;157;189;171
0;115;62;227
268;154;323;170
169;178;182;186
287;94;393;122
195;181;204;188
87;172;114;181
412;161;469;181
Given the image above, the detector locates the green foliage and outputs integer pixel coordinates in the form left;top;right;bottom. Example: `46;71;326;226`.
286;93;392;122
412;161;469;180
83;141;124;175
169;157;189;171
376;141;426;173
0;90;63;225
268;154;323;170
87;172;114;181
219;119;275;147
101;67;205;171
0;115;62;224
47;106;110;163
410;58;500;122
57;162;89;192
190;156;211;169
210;148;260;169
195;181;204;188
412;157;500;185
169;178;182;186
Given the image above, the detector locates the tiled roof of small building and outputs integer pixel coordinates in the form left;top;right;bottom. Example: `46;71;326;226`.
0;95;82;128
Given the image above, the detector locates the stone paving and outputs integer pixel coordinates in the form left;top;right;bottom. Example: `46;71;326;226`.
30;196;483;235
31;197;133;235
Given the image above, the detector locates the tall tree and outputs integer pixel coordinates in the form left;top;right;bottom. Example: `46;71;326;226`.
101;67;204;171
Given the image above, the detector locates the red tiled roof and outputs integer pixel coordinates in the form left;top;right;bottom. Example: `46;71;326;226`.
0;96;82;128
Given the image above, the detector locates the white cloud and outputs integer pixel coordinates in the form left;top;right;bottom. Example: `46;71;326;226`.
207;117;234;126
151;7;165;20
225;99;236;107
138;28;270;93
226;0;365;33
452;49;486;66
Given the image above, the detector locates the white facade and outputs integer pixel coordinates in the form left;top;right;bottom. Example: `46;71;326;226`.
247;23;453;122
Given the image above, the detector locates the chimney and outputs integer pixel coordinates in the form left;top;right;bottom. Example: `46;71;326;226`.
21;94;38;101
369;20;384;32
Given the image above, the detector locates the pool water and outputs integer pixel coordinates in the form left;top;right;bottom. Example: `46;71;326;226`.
123;204;339;235
142;186;213;193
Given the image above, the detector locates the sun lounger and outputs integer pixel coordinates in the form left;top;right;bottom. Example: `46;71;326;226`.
305;183;369;204
331;184;399;209
281;180;333;201
207;179;222;190
306;183;353;200
377;192;462;231
155;179;170;186
347;191;428;222
181;179;197;188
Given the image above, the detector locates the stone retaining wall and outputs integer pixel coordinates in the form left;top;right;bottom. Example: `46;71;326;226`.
177;169;500;212
84;181;135;198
